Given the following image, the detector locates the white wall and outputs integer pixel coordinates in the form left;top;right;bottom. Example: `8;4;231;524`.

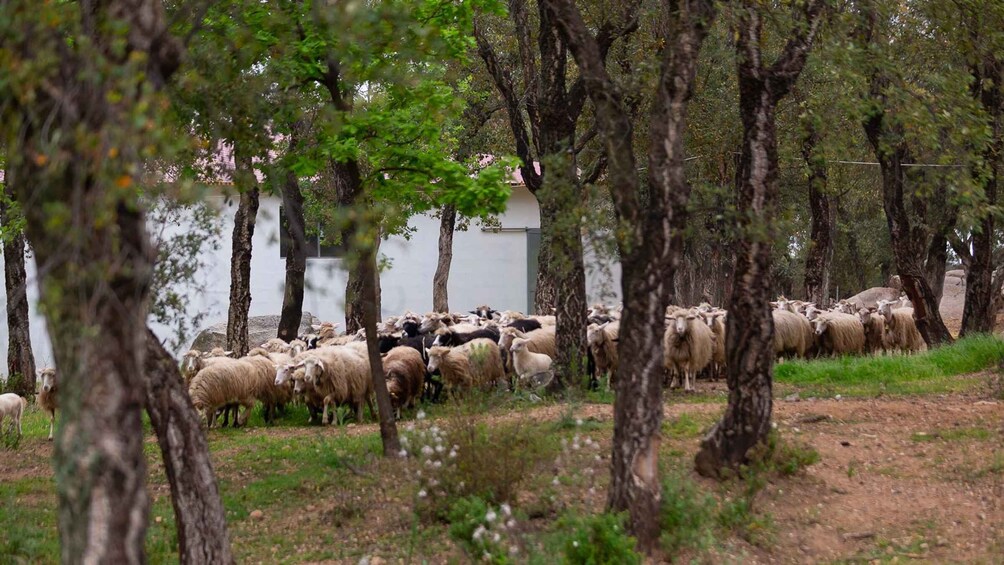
0;184;622;373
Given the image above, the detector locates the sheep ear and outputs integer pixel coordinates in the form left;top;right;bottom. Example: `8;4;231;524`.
315;360;325;371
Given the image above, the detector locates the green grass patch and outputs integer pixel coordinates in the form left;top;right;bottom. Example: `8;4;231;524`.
774;335;1004;397
911;427;994;442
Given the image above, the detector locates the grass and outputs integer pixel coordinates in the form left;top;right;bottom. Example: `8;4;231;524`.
774;335;1004;397
911;427;994;442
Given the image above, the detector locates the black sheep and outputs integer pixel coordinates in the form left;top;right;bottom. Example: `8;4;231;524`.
431;326;501;347
505;318;542;333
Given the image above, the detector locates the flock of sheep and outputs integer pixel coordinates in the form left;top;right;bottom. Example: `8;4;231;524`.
0;289;927;436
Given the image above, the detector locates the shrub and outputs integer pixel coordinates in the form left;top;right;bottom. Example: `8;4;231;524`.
556;512;641;565
447;496;519;563
660;475;716;555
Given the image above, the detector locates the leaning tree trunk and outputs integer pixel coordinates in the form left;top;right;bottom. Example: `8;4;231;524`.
5;1;183;561
801;121;834;307
0;177;36;397
143;329;233;564
695;0;824;477
226;154;259;357
344;236;380;333
277;158;307;343
924;231;949;305
961;57;1003;336
360;242;400;455
432;204;456;312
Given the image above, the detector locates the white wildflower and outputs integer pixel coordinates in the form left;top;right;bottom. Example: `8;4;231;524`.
417;410;427;420
572;541;579;548
506;519;516;529
448;449;457;459
435;444;445;453
482;552;491;562
576;418;583;427
433;460;442;468
397;449;408;458
418;489;427;498
552;477;560;486
405;423;415;432
429;478;439;487
430;425;440;434
492;532;501;543
500;503;512;517
421;445;434;456
509;545;519;555
473;525;486;541
485;509;497;523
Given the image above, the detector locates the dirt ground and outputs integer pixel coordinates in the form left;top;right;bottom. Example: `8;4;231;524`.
2;383;1002;564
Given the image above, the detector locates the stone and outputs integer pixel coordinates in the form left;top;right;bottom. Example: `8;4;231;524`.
190;312;321;351
250;509;264;520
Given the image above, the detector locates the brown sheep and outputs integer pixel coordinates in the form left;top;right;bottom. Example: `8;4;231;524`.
383;346;426;417
773;309;813;359
426;338;505;394
812;312;865;357
587;321;619;390
38;367;58;441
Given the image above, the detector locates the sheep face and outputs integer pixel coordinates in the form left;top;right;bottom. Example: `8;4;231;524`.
674;314;690;336
510;338;529;353
813;319;828;337
303;358;326;387
275;363;300;386
426;347;449;373
587;324;605;347
180;351;201;375
292;374;310;395
289;340;307;356
40;369;57;394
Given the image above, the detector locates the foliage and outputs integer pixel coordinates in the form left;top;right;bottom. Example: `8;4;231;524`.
659;476;717;556
554;512;641;565
447;496;519;563
147;197;223;351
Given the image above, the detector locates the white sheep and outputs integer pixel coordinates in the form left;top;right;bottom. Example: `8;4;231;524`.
587;321;619;389
663;311;714;392
812;312;865;356
426;338;505;394
510;336;554;386
302;345;374;425
0;393;27;438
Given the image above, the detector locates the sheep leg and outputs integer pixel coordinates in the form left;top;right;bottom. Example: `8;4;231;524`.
48;412;55;441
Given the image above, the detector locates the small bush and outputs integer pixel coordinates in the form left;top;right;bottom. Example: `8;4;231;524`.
556;512;641;565
660;476;716;555
447;496;519;563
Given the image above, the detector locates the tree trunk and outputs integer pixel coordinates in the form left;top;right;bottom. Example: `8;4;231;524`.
226;154;259;357
860;8;953;347
277;156;307;342
547;0;716;551
360;243;400;455
143;329;233;564
801;121;833;307
961;56;1002;336
924;231;949;305
344;236;380;333
695;0;824;477
432;204;456;312
0;177;36;397
5;1;183;561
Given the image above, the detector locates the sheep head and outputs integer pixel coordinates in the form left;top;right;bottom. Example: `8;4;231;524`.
180;351;202;376
303;358;325;386
39;368;57;394
275;362;303;386
586;323;606;347
674;313;690;336
292;371;310;395
289;340;307;356
426;346;449;373
510;337;530;353
813;318;829;336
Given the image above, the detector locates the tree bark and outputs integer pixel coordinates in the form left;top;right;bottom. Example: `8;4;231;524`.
143;329;233;564
695;0;825;478
277;145;308;342
360;243;400;455
961;54;1003;335
548;0;714;551
801;120;834;306
4;2;182;562
432;204;456;312
0;176;36;398
226;152;259;357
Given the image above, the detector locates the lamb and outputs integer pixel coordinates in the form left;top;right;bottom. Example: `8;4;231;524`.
302;346;374;425
0;393;27;438
858;309;887;355
498;326;557;359
426;338;505;394
812;312;865;357
587;321;619;390
878;301;927;353
383;346;427;417
663;311;714;392
510;337;554;386
772;309;813;359
38;367;58;441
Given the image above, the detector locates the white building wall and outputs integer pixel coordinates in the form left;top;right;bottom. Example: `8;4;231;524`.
0;184;622;372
